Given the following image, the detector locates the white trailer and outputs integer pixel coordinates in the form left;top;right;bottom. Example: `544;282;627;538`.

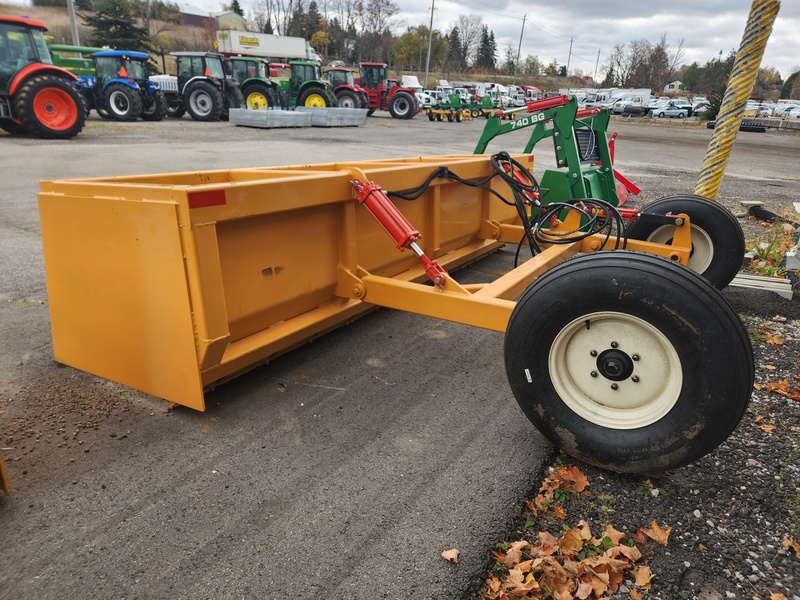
216;30;321;63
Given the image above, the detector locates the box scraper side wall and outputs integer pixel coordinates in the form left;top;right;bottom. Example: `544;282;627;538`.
38;155;524;410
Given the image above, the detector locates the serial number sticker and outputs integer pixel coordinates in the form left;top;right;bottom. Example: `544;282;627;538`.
525;368;532;383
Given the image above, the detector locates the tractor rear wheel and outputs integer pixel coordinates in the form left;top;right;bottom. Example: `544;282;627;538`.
626;194;744;289
104;83;142;121
388;90;415;119
141;91;167;121
504;251;753;473
0;119;27;135
221;86;245;121
298;85;333;107
185;81;224;121
242;82;277;110
166;99;185;118
335;89;360;108
13;75;85;139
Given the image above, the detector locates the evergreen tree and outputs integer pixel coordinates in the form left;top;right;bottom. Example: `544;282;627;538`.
475;25;496;71
229;0;244;17
780;70;800;100
82;0;152;51
445;26;463;72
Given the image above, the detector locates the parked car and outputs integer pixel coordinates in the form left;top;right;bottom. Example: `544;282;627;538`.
654;102;689;118
776;104;800;117
786;106;800;119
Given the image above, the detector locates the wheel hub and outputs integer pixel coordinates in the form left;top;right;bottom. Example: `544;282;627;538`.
596;348;634;381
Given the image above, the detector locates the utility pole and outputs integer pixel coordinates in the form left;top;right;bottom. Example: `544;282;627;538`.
594;48;601;83
565;36;573;76
66;0;81;45
513;14;526;85
424;0;435;88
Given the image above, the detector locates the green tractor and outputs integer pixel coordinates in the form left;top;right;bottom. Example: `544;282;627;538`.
271;60;336;109
224;55;281;110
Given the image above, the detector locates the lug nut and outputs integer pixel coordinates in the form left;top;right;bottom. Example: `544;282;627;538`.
632;375;640;383
610;341;619;348
632;354;640;361
610;383;619;390
590;350;598;357
590;371;598;378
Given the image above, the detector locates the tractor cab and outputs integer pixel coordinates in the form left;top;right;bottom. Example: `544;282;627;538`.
226;56;270;83
92;50;149;88
0;16;52;95
325;68;356;89
174;52;228;91
358;62;386;90
289;61;323;94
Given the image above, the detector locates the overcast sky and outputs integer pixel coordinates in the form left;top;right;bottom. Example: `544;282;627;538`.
213;0;799;80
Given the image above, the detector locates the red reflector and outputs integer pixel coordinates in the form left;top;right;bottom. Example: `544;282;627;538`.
188;190;226;208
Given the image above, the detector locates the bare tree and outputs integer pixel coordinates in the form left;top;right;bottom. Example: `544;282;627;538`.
254;0;304;35
607;39;651;87
353;0;399;62
455;13;481;67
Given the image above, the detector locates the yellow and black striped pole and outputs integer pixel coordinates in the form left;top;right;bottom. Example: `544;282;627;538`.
694;0;780;200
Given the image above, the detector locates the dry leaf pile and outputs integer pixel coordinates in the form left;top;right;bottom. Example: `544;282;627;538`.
480;465;672;600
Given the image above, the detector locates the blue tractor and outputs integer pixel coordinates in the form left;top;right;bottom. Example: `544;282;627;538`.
77;49;166;121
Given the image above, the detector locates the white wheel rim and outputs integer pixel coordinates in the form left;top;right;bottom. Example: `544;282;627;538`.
548;311;682;429
646;223;714;274
110;91;128;115
191;91;212;115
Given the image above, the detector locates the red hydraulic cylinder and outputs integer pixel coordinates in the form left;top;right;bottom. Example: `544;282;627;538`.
352;179;420;250
351;177;449;286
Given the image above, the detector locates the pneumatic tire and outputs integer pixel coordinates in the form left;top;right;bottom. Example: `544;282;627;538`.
104;83;142;121
13;75;85;139
242;82;278;110
388;90;415;119
626;194;744;289
141;91;167;121
504;251;753;474
335;89;360;108
185;81;223;121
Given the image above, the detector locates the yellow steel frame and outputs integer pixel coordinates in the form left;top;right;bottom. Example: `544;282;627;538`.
38;154;692;411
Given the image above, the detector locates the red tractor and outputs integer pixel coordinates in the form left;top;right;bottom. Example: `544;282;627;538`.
323;67;367;109
356;62;418;119
0;15;86;138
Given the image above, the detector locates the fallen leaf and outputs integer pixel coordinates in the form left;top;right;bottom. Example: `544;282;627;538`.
633;564;654;589
763;365;777;370
575;579;593;599
754;414;766;423
551;503;567;519
603;524;627;546
558;527;585;556
770;593;789;600
556;465;590;492
783;537;800;555
441;548;459;564
758;424;776;433
629;530;646;544
698;543;708;550
630;589;644;600
641;521;671;546
606;544;642;562
773;314;787;322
